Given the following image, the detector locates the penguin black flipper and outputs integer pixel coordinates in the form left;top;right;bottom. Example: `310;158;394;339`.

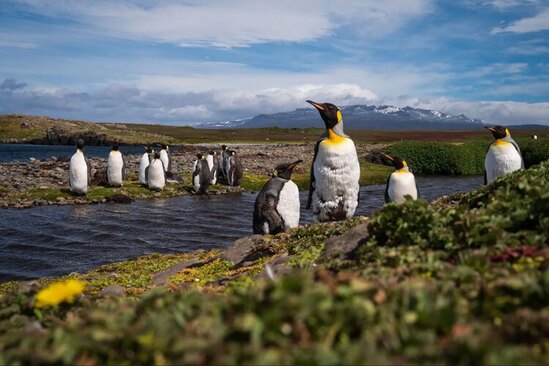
384;175;391;203
84;155;91;186
167;149;172;172
253;193;284;235
483;170;487;185
415;180;420;199
145;166;150;183
306;138;324;209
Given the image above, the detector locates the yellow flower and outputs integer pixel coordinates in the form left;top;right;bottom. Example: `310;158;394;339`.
34;279;85;308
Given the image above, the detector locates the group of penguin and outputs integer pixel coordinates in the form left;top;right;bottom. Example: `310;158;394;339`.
68;141;244;196
252;100;525;235
68;99;525;236
192;145;244;195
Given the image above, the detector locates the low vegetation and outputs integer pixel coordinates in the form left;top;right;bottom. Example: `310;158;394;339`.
0;159;547;364
384;137;549;175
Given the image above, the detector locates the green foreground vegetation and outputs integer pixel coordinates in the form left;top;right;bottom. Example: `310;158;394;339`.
384;137;549;175
1;160;547;365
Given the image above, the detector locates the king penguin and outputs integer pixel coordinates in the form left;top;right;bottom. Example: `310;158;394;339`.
253;160;302;235
139;146;154;185
227;150;243;187
159;144;171;173
383;154;419;204
306;100;360;221
484;126;524;184
147;151;166;191
107;143;126;187
192;153;211;195
68;139;91;195
221;145;230;178
206;150;219;185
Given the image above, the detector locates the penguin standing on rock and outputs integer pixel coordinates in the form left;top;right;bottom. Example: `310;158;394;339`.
306;100;360;222
383;154;419;204
159;144;171;173
107;143;126;187
227;150;243;187
206;150;218;185
192;153;210;195
253;160;302;235
147;152;166;191
68;139;91;195
221;145;230;178
485;126;524;184
139;146;154;185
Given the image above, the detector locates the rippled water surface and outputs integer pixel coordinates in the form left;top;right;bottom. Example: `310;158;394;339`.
0;175;482;282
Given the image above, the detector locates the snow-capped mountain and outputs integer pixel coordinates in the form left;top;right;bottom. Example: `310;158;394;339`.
202;104;484;130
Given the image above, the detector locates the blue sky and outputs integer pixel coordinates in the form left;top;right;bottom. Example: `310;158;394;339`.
1;0;548;125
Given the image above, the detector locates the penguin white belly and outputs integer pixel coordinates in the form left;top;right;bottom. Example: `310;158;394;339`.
485;143;522;184
388;172;417;204
147;160;165;191
206;155;217;184
160;150;169;172
313;138;360;221
139;153;150;185
276;180;300;230
107;152;124;187
69;151;88;194
192;160;201;192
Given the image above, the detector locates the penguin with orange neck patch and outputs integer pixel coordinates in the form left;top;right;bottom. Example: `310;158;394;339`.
485;126;523;184
306;100;360;221
383;154;419;204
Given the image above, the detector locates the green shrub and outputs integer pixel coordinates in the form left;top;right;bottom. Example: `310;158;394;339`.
384;138;549;175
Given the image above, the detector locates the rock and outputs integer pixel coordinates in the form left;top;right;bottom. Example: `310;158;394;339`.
20;122;31;129
151;256;214;285
29;157;37;163
105;194;133;204
99;284;126;297
221;235;277;267
91;170;108;186
319;222;369;262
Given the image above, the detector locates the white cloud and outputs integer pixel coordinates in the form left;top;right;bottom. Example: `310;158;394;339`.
464;63;528;77
16;0;432;47
484;0;540;9
395;95;549;125
492;7;549;33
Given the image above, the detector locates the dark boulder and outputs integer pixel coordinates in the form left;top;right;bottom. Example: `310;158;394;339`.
319;222;369;262
105;194;133;204
221;235;277;267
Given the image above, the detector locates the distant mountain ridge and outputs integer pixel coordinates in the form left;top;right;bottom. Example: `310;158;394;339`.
202;104;485;130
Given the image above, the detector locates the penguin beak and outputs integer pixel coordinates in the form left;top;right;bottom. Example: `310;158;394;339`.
306;100;325;111
289;160;303;170
485;126;496;132
381;153;394;161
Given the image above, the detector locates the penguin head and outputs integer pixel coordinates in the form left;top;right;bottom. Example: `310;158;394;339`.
161;144;168;150
196;153;205;160
208;150;215;156
274;160;303;180
306;100;342;130
76;139;85;151
154;151;161;159
383;154;408;170
145;146;153;154
112;143;119;152
222;145;227;151
486;126;509;139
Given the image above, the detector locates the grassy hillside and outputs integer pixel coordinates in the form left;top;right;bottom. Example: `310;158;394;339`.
3;114;547;145
0;160;547;365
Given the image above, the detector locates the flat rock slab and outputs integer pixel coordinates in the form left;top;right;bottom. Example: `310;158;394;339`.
105;194;134;204
151;256;216;286
99;284;126;297
319;222;369;262
221;235;277;267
